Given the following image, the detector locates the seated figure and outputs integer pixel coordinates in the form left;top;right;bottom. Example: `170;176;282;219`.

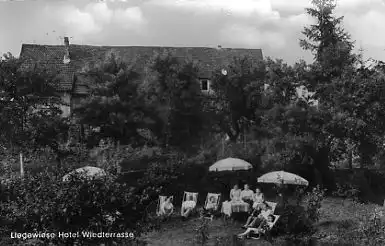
240;184;254;206
238;214;277;239
230;184;242;203
181;195;196;219
252;187;265;209
159;196;174;217
242;202;272;229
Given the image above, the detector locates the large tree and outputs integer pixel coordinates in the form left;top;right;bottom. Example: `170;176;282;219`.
74;54;151;146
209;56;266;142
0;53;67;168
300;0;356;83
144;53;206;151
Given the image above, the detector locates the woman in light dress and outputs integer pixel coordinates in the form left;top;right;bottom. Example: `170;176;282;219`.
252;187;265;209
160;196;174;217
230;184;241;202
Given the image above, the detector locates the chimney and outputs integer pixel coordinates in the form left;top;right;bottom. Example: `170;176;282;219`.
63;37;70;64
64;36;69;47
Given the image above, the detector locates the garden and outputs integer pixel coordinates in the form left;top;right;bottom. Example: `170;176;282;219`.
2;0;385;245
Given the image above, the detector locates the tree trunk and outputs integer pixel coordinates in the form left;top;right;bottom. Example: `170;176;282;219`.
312;145;336;191
348;148;353;169
19;152;24;178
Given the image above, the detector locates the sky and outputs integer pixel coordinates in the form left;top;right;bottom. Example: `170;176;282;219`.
1;0;385;64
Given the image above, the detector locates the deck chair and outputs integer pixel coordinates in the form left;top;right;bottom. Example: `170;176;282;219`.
156;195;174;217
181;191;198;217
249;215;280;241
203;193;221;221
265;201;277;214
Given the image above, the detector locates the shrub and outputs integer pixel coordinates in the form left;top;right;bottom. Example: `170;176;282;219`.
332;183;360;205
303;185;326;223
194;216;209;245
0;169;147;245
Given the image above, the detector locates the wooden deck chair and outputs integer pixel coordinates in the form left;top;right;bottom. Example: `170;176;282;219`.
181;191;198;216
250;215;280;241
156;195;174;217
203;193;221;221
265;201;277;214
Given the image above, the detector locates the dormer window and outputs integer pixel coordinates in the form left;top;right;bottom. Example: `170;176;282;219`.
200;79;210;92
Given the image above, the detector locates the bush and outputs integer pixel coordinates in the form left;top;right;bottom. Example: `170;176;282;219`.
332;183;360;205
275;185;325;239
194;216;209;245
0;169;147;245
303;185;326;223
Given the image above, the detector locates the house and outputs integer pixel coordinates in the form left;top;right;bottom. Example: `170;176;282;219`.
19;37;264;118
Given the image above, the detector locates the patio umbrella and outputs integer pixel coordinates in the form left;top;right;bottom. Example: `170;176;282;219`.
62;166;107;182
209;158;252;172
257;171;309;186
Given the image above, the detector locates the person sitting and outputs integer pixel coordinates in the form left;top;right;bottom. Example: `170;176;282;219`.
241;184;254;206
242;202;272;229
230;184;241;202
206;195;218;211
181;195;196;220
203;195;218;218
252;187;265;210
238;214;276;239
160;196;174;217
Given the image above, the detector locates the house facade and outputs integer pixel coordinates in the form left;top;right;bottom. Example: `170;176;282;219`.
19;37;264;118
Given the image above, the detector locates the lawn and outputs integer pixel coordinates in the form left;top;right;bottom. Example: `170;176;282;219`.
140;197;385;246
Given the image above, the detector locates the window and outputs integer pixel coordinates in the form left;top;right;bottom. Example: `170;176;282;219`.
200;79;210;91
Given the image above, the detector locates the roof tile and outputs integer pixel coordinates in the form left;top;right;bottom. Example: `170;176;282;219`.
19;44;263;93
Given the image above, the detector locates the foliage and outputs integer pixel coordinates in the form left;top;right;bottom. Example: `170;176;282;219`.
0;53;67;165
144;53;206;150
300;0;356;81
74;54;151;146
209;56;266;142
304;185;326;223
332;183;360;204
138;152;187;201
194;216;210;245
0;170;147;245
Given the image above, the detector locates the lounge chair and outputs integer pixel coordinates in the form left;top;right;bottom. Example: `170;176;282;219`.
156;195;174;218
265;201;277;214
181;191;199;218
249;215;280;241
203;193;221;221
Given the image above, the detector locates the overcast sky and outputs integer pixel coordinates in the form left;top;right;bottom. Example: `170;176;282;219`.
1;0;385;64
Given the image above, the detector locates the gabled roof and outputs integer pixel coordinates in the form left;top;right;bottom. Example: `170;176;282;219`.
19;44;263;93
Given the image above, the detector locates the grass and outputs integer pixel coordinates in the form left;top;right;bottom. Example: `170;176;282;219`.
140;197;385;246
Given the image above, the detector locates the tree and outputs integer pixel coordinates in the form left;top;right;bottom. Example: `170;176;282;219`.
209;56;266;142
300;0;356;84
74;54;151;146
0;53;67;169
144;53;206;151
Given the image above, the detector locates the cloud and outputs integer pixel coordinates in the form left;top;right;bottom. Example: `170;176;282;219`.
85;2;113;24
219;24;286;49
344;10;385;48
148;0;280;19
45;2;146;37
113;6;146;31
59;6;102;35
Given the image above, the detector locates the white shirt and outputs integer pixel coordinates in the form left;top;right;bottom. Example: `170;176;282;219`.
240;189;254;200
183;200;196;209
